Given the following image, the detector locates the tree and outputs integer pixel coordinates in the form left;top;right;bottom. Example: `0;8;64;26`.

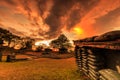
4;33;13;46
0;39;3;62
50;39;59;48
0;28;21;47
24;38;35;50
43;48;52;54
57;34;69;47
50;34;72;51
36;46;43;52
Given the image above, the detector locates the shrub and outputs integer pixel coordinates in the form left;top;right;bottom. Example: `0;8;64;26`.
42;48;52;54
59;47;68;54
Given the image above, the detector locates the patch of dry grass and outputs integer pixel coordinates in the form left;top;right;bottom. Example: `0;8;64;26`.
0;57;85;80
25;51;74;59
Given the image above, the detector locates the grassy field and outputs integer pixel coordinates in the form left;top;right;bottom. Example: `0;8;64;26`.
0;56;86;80
24;51;75;59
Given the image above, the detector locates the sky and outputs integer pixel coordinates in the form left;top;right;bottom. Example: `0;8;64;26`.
0;0;120;41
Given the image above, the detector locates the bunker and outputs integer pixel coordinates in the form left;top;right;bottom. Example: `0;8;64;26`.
74;30;120;80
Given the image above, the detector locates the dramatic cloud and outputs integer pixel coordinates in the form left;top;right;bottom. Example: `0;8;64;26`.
7;27;26;36
94;7;120;34
78;0;120;38
45;0;99;39
0;0;120;40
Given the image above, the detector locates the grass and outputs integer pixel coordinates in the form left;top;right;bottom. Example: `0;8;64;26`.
0;57;86;80
25;51;75;59
41;53;74;59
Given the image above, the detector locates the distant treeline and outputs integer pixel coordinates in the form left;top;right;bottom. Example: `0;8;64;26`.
0;27;35;50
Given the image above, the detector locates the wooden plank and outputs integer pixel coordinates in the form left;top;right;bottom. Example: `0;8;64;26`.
88;54;103;59
88;64;103;70
99;69;120;80
89;68;99;75
88;61;104;66
99;76;107;80
88;73;98;80
74;41;120;50
89;70;98;77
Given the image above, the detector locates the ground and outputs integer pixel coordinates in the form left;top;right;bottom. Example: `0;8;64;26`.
0;52;87;80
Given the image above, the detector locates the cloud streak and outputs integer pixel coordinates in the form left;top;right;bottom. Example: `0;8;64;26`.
0;0;120;40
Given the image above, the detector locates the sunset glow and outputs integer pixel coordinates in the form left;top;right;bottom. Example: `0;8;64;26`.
35;40;51;46
0;1;120;80
73;27;83;35
0;0;120;40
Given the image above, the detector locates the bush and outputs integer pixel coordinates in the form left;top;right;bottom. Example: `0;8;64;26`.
59;47;68;54
42;48;52;54
35;46;43;52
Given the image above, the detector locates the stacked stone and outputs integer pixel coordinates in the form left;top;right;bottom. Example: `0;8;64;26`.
87;48;105;80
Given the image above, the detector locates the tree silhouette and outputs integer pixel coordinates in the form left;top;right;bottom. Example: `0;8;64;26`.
50;34;72;49
0;28;14;46
24;38;35;50
0;38;3;61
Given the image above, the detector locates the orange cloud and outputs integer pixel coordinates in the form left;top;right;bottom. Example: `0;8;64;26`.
0;0;120;41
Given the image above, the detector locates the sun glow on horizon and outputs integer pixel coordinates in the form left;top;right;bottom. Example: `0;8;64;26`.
35;40;51;46
73;27;84;35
